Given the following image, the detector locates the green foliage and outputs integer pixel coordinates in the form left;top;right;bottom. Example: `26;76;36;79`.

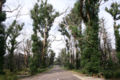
29;55;49;75
16;68;29;75
78;0;101;74
115;25;120;54
59;25;70;38
58;48;75;69
30;34;42;74
81;23;101;74
69;25;81;38
31;34;42;54
103;70;113;79
0;12;6;22
75;52;80;69
37;68;47;73
117;52;120;63
105;2;120;20
30;0;59;74
113;69;120;78
59;0;120;78
58;49;67;65
59;1;82;70
0;0;6;74
29;56;38;75
6;20;24;72
59;1;102;74
59;1;81;38
0;70;18;80
5;71;18;80
103;69;120;79
67;63;74;69
31;1;59;36
0;24;5;74
49;50;55;65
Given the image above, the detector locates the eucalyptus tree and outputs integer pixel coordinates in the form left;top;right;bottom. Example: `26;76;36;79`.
58;48;68;67
78;0;109;74
59;1;86;69
49;50;55;65
65;2;82;69
6;20;24;72
30;0;59;73
23;39;32;68
59;0;110;74
59;23;71;67
106;2;120;63
0;0;6;74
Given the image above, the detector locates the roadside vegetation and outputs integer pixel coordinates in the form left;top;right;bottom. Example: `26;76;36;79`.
0;0;56;80
57;0;120;79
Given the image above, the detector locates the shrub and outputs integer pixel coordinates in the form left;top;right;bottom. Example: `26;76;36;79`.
117;52;120;64
29;57;38;75
5;70;18;80
102;70;113;79
113;69;120;78
68;63;74;69
0;72;18;80
0;75;6;80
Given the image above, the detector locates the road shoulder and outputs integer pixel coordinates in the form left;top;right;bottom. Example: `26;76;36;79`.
71;70;105;80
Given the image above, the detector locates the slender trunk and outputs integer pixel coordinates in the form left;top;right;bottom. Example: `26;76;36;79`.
9;49;14;72
42;19;48;67
112;21;118;63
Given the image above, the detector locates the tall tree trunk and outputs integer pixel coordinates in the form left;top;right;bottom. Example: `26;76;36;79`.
113;22;118;63
42;19;48;67
0;0;6;74
9;47;14;72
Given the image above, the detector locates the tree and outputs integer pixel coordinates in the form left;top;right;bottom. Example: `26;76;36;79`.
49;50;55;65
31;0;59;66
78;0;102;74
23;39;32;68
64;2;82;69
59;2;83;69
30;0;59;74
58;48;67;66
106;2;120;63
6;20;24;72
99;18;113;70
60;0;102;73
59;0;109;74
30;33;42;74
0;0;6;74
59;25;73;69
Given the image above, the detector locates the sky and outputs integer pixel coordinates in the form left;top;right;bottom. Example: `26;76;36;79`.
3;0;120;56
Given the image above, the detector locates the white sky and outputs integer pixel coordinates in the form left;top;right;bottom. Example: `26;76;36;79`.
3;0;120;56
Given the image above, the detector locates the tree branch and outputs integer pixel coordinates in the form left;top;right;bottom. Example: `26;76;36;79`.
4;5;21;13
